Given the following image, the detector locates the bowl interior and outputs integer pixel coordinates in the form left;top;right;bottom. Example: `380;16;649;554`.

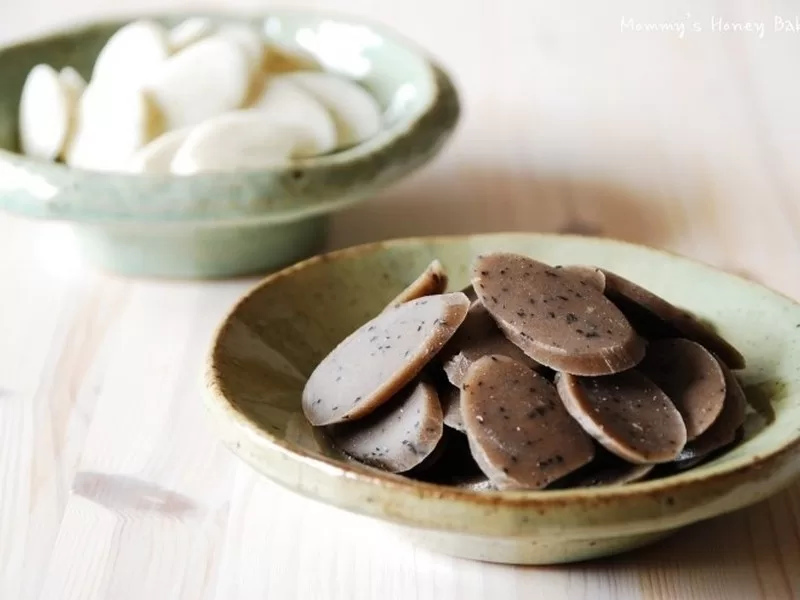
0;12;436;154
209;233;800;492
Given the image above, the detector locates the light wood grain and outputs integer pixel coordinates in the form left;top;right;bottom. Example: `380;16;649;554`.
1;1;799;599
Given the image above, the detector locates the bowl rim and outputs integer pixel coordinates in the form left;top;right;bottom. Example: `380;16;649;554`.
204;233;800;528
0;9;460;223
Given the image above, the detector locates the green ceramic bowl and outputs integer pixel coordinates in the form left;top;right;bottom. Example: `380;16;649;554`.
205;233;800;565
0;12;459;278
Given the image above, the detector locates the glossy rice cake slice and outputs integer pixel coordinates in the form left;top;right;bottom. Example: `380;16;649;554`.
672;361;747;466
327;380;444;473
383;260;448;311
471;253;645;375
461;355;595;490
556;370;687;464
638;338;726;440
302;292;470;426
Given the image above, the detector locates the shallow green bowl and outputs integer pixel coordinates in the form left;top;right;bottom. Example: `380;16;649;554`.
205;233;800;565
0;11;459;278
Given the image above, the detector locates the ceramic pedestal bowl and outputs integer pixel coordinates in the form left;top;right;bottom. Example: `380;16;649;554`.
0;11;459;278
204;233;800;564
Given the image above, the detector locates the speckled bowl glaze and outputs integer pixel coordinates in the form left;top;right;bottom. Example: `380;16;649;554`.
0;12;459;278
204;233;800;564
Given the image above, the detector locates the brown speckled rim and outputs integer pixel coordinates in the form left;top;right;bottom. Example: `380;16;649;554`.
204;233;800;528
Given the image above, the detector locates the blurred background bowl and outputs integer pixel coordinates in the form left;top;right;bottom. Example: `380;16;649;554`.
0;10;460;278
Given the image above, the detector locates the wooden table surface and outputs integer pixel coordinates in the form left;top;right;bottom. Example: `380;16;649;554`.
2;1;799;599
